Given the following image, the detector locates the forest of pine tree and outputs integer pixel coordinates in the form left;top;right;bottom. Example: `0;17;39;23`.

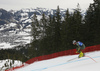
0;0;100;62
30;0;100;58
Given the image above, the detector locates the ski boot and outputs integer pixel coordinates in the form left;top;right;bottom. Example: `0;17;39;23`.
78;51;85;58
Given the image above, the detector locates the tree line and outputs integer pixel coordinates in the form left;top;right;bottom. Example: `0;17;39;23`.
29;0;100;58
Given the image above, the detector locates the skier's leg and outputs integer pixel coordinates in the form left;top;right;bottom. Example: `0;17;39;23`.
78;51;84;58
81;49;85;57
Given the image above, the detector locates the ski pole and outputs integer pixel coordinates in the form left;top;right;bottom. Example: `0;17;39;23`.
85;55;97;63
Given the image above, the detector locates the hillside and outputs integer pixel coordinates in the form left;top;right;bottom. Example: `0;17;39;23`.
14;51;100;71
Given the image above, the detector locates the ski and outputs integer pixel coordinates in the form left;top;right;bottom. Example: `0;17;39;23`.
67;57;78;62
67;55;97;63
67;54;85;62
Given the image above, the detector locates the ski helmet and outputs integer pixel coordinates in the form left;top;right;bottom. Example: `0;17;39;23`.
73;40;76;44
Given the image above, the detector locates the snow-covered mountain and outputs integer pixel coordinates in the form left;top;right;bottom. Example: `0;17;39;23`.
0;7;68;49
0;7;85;49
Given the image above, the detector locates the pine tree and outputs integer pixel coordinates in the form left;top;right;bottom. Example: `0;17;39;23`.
61;9;71;50
31;13;40;41
40;13;48;38
84;0;100;45
54;6;62;51
72;3;82;40
29;13;41;58
67;4;82;44
45;15;54;37
93;0;100;43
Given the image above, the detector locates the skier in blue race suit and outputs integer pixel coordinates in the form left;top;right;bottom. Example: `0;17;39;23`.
73;40;85;58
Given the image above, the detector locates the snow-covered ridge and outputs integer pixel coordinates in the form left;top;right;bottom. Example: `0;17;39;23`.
0;7;86;49
0;7;67;49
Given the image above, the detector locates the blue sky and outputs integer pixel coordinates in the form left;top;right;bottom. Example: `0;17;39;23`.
0;0;93;10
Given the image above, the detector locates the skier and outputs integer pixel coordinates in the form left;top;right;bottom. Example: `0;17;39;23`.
73;40;85;58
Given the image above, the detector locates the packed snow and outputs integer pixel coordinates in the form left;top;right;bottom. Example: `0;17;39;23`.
14;51;100;71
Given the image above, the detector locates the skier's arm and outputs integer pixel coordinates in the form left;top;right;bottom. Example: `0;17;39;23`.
76;43;81;53
77;47;80;52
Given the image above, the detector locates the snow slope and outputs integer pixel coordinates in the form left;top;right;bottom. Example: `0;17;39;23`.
15;51;100;71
